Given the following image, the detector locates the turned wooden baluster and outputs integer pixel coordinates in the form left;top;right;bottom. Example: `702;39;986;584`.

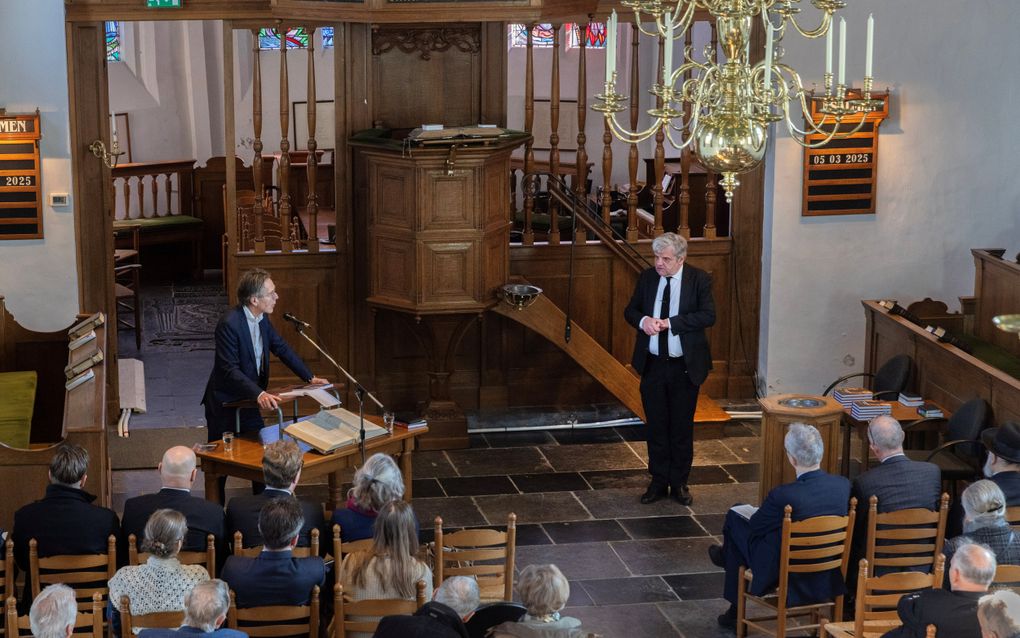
522;24;535;246
122;177;130;220
600;17;613;227
547;23;562;245
305;26;320;253
251;29;265;253
278;25;293;252
150;173;159;216
651;32;665;237
165;172;173;216
702;20;719;239
574;19;588;244
678;28;693;238
136;177;144;218
626;23;640;242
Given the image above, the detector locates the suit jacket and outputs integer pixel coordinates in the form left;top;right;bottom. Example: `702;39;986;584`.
993;471;1020;506
851;454;942;559
747;469;852;605
220;550;326;608
225;488;325;552
140;625;248;638
623;265;715;385
880;588;984;638
122;488;226;554
202;306;313;439
12;484;122;570
374;602;469;638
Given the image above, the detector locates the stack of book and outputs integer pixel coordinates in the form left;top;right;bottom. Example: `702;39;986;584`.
395;418;428;431
917;403;944;418
898;392;923;407
834;387;874;408
850;400;893;420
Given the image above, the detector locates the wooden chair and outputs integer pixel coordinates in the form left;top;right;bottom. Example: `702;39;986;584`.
333;580;426;638
433;513;517;603
29;536;117;611
227;585;319;638
823;354;912;400
120;594;185;638
824;556;944;638
1006;506;1020;528
865;493;949;574
128;533;217;578
331;525;372;586
6;592;104;638
1;540;12;605
992;563;1020;590
113;223;142;350
232;528;319;558
903;398;992;492
736;501;857;638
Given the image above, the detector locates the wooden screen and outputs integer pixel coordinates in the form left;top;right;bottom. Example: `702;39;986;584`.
0;111;43;239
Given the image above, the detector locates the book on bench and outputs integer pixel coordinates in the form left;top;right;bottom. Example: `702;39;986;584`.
284;407;388;454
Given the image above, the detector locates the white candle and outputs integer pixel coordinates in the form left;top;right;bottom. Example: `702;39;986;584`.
764;24;773;91
111;114;119;146
865;13;874;79
838;17;846;86
663;12;673;82
605;10;617;84
826;23;833;78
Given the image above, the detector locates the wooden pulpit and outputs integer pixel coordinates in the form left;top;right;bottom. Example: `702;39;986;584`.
757;394;844;503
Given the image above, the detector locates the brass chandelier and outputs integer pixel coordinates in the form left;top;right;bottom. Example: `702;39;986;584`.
594;0;883;202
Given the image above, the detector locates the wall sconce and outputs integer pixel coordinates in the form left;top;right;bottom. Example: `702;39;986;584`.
88;138;124;169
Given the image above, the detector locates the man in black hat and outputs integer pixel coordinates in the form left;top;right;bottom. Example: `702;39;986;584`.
982;422;1020;506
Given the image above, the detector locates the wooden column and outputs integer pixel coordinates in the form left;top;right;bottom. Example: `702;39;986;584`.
678;29;693;238
277;25;293;252
251;29;266;253
574;20;588;244
701;19;720;239
305;26;320;253
626;23;640;242
522;24;535;246
547;24;562;245
651;32;665;237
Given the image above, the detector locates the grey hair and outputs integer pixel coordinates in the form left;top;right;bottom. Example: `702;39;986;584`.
951;541;997;587
979;589;1020;638
516;564;570;616
349;453;405;512
141;509;187;558
184;580;231;632
783;423;824;467
962;479;1007;527
867;415;905;452
30;584;78;638
434;576;480;619
651;232;687;259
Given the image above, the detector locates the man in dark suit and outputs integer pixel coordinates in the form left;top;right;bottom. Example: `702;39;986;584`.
375;576;479;638
708;423;851;630
983;422;1020;505
138;579;247;638
202;267;326;444
221;498;326;608
225;440;325;551
851;415;942;570
881;541;993;638
624;232;715;506
12;444;122;607
121;446;225;554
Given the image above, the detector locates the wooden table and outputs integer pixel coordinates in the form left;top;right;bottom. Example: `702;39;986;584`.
195;422;428;508
840;401;948;475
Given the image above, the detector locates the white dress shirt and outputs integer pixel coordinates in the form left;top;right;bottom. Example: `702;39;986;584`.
646;266;684;358
242;306;264;373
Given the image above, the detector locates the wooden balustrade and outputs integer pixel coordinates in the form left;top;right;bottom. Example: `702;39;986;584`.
112;160;195;220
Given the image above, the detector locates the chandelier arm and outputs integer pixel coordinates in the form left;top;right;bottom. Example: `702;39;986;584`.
780;9;835;40
607;112;662;144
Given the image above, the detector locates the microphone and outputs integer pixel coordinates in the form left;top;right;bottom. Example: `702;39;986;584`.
282;313;310;329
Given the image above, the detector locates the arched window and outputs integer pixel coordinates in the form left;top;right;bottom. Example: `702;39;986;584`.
106;21;121;61
508;23;607;49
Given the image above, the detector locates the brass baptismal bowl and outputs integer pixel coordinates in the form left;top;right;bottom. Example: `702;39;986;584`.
499;284;543;311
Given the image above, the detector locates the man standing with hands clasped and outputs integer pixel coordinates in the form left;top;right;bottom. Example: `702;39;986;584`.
625;232;715;506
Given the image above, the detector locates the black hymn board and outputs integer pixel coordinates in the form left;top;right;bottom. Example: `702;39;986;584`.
0;110;43;239
802;91;888;217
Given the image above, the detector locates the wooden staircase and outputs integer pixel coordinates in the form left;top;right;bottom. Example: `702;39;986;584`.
491;293;645;422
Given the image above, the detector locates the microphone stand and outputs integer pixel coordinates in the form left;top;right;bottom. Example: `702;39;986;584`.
289;323;384;464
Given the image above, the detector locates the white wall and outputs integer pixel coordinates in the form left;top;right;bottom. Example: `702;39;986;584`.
0;0;79;331
760;0;1020;394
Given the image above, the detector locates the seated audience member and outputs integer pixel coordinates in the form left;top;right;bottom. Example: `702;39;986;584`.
489;564;584;638
944;480;1020;579
707;423;851;630
978;589;1020;638
138;579;247;638
109;509;210;635
881;541;994;638
948;421;1020;538
333;453;415;542
221;497;326;608
226;440;324;550
122;446;226;553
12;443;122;604
374;575;480;638
29;584;78;638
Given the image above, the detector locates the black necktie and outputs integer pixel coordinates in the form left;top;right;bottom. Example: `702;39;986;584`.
659;277;671;357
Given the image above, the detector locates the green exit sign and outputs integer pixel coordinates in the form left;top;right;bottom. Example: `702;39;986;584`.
146;0;182;7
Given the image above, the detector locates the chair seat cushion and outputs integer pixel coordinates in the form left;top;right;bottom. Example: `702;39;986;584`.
0;370;37;448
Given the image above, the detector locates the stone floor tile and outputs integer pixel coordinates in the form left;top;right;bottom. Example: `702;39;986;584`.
687;482;759;515
515;542;629;580
550;428;624;445
412;450;459;478
662;572;726;601
440;475;518;497
613;426;647;441
445;447;552;477
574;487;690;520
474;492;591;525
693;513;727;537
412;478;446;498
618;515;708;540
482;430;558;448
412;496;488;528
687;465;735;485
723;463;760;483
578;576;679;606
611;537;722;576
721;436;761;463
543;519;630;544
692;439;744;466
510;472;590;493
539;442;646;472
658;599;736;638
580;468;650;490
562;603;682;637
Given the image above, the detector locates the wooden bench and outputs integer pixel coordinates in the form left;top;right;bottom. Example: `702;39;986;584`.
114;215;204;279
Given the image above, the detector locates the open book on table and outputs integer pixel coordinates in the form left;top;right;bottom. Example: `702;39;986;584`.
284;407;388;454
275;383;340;409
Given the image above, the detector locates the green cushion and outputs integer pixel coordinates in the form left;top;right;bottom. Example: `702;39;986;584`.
958;334;1020;381
0;371;36;449
114;215;203;231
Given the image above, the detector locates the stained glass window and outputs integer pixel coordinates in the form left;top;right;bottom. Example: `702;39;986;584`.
322;26;334;48
568;22;607;49
105;21;121;62
508;24;556;48
258;27;309;50
508;23;607;49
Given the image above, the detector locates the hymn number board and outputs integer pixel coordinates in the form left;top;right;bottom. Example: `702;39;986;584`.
802;91;888;217
0;111;43;239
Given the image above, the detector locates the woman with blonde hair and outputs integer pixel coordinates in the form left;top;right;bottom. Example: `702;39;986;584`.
332;453;416;542
489;564;585;638
108;509;209;634
340;500;431;637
